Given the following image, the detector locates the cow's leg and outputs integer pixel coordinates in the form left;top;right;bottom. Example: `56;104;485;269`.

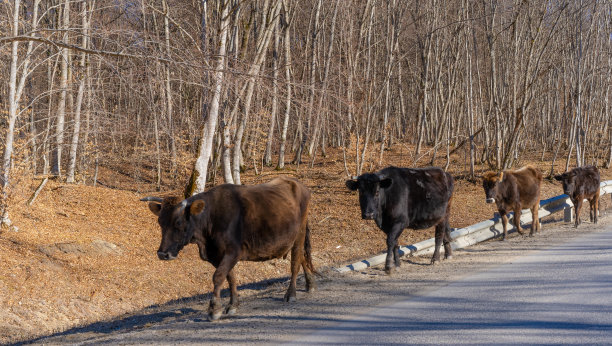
594;194;599;224
590;195;599;224
224;269;239;315
384;225;402;274
530;204;539;236
513;209;524;236
432;222;445;264
209;255;238;321
302;227;317;293
443;219;453;260
500;212;509;241
393;231;402;268
574;199;583;228
285;243;303;302
302;261;316;293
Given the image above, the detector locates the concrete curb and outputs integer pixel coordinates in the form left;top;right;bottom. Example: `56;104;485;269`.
335;180;612;273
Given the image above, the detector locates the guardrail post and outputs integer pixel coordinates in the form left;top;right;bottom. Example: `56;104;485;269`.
563;205;574;223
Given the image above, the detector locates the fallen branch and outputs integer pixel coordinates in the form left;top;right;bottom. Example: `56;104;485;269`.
27;177;48;206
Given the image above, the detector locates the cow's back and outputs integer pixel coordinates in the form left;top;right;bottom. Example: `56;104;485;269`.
217;177;309;261
508;165;542;207
380;166;453;230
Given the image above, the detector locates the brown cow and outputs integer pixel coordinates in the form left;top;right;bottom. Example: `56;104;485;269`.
482;165;543;240
142;177;315;321
554;165;600;227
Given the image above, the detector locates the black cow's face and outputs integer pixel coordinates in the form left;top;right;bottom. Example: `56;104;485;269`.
555;172;576;196
148;198;206;261
346;174;392;220
482;172;503;204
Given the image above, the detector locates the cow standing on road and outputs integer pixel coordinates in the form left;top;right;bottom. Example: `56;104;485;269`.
481;165;542;240
554;165;600;227
346;166;454;274
142;177;316;321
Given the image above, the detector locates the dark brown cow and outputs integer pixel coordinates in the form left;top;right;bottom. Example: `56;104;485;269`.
346;166;454;274
142;177;315;321
554;165;600;227
482;165;542;240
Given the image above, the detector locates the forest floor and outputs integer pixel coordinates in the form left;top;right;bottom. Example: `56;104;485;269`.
1;144;610;344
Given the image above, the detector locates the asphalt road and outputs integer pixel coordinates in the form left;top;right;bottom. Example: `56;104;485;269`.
292;225;612;345
28;218;612;345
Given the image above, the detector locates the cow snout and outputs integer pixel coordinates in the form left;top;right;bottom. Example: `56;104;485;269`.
362;212;375;220
485;198;496;204
157;251;176;261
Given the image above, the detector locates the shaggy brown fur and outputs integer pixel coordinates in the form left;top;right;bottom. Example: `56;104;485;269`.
482;165;543;240
555;166;600;227
145;177;315;321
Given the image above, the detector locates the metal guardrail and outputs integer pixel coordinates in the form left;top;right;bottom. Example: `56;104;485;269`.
336;180;612;273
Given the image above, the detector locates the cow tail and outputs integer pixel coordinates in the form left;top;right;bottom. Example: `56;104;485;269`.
304;222;317;275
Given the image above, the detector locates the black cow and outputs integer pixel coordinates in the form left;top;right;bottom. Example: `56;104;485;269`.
554;165;600;227
142;177;316;321
346;166;454;274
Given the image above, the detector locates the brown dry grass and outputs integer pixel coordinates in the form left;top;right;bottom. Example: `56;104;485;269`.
1;143;610;344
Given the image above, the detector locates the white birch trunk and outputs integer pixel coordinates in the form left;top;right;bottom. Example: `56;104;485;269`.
192;0;230;194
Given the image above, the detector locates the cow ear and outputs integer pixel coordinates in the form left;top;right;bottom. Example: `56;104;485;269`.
554;174;562;181
498;172;504;181
190;200;206;215
380;178;392;189
345;180;359;191
148;202;162;216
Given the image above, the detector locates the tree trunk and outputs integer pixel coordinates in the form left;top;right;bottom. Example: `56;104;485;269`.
277;0;293;170
162;0;177;177
309;0;339;166
51;0;71;177
232;0;281;184
188;0;230;195
294;0;322;164
264;23;280;166
67;0;91;183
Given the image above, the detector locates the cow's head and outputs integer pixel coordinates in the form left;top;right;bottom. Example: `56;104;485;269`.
142;197;206;261
554;171;576;196
346;173;392;220
482;171;503;204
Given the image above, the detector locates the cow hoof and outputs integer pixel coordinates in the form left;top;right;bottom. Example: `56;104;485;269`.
445;255;453;260
384;267;394;275
430;259;439;265
208;311;222;321
305;278;317;293
225;306;237;315
284;296;297;303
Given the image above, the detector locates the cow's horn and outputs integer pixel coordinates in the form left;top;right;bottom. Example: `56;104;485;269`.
140;197;163;203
